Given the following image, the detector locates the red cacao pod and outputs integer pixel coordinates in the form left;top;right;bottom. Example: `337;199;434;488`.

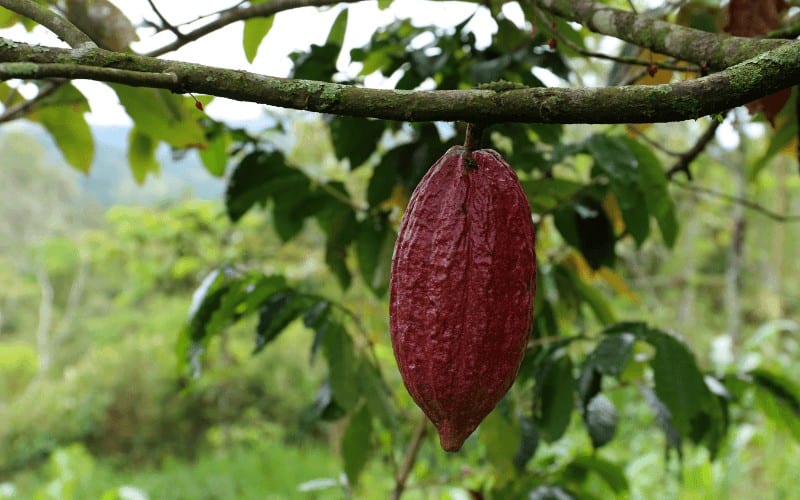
390;145;536;452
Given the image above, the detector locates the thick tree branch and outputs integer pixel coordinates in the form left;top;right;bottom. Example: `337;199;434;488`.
0;0;95;48
534;0;787;70
2;37;800;124
146;0;361;57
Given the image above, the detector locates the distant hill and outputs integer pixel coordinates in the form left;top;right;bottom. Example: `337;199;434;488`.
5;121;226;207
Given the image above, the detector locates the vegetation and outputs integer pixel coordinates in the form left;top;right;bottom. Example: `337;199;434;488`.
1;0;799;498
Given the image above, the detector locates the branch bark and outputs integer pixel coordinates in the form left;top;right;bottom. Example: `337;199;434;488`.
0;0;95;48
2;36;800;124
534;0;787;69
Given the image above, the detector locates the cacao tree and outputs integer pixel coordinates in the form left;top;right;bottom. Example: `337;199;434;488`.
1;0;800;498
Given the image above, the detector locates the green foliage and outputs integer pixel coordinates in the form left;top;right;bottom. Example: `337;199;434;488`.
3;2;800;498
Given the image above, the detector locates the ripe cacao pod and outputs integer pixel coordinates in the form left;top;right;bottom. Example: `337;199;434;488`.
390;145;536;452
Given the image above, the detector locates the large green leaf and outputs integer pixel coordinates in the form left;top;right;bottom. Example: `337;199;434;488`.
584;394;618;448
322;321;360;409
341;403;372;487
29;83;93;172
329;116;385;168
111;85;205;149
243;15;275;63
326;9;349;48
534;351;575;442
480;406;521;479
356;214;395;296
554;196;616;269
128;126;158;183
225;150;300;222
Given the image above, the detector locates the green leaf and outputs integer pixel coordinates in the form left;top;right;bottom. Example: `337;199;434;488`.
243;15;274;63
316;194;358;289
480;406;521;479
587;333;635;377
128;126;159;183
358;361;395;430
377;0;393;9
521;178;585;213
640;385;682;453
329;116;385;168
367;159;398;207
322;323;360;409
341;403;372;487
198;130;229;177
644;329;711;440
750;370;800;441
623;137;678;247
568;455;629;494
291;43;340;81
29;83;93;172
225;150;297;221
356;214;395;296
534;351;575;442
111;84;206;149
514;416;539;471
254;290;307;353
554;196;616;269
326;9;348;47
584;394;618;448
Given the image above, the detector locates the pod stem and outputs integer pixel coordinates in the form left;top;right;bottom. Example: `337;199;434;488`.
464;122;485;153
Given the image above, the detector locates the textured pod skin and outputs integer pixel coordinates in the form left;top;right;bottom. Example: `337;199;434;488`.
390;145;536;452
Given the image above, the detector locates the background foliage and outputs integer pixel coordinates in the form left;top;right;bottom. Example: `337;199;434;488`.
1;0;800;498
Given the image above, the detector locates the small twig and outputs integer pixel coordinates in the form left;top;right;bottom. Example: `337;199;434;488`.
0;0;95;48
536;8;695;73
391;414;428;500
0;62;179;87
671;179;800;222
626;126;682;156
145;0;185;40
146;0;360;57
666;118;722;180
0;81;63;123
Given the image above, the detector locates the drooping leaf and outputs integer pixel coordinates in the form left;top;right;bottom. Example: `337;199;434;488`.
554;196;616;269
111;85;206;149
326;9;349;48
316;193;358;289
198;129;229;177
254;290;307;353
29;83;93;172
341;403;372;487
567;455;629;495
321;322;360;409
640;385;682;454
290;43;340;81
584;394;618;448
514;416;539;471
480;406;520;480
357;361;395;429
534;351;575;442
128;126;158;183
243;15;275;63
356;214;395;296
224;150;299;222
587;333;635;377
329;116;385;168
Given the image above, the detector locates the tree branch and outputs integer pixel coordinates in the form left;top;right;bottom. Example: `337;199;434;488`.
533;0;788;70
391;414;428;500
667;118;723;180
146;0;361;57
0;0;95;48
2;37;800;124
671;180;800;222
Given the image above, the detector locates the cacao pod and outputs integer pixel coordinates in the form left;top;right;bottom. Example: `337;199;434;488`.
390;145;536;452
